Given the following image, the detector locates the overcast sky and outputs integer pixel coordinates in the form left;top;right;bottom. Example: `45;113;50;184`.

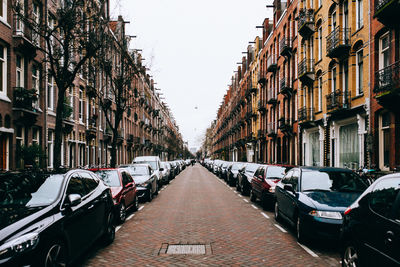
109;0;272;150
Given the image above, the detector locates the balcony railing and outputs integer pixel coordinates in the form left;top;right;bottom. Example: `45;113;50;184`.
13;87;38;111
267;55;277;72
279;79;293;96
267;122;277;137
258;99;266;113
13;14;38;54
374;61;400;94
298;107;314;122
258;72;267;85
326;90;350;112
278;117;292;133
326;26;351;58
298;59;315;84
280;38;292;57
298;9;315;38
374;0;400;26
257;129;265;139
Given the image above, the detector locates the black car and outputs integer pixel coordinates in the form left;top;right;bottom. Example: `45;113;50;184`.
124;164;158;202
341;173;400;267
227;162;245;186
274;166;369;243
0;169;115;267
237;163;260;195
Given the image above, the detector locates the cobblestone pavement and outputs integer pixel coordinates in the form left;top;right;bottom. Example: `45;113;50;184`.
79;164;340;266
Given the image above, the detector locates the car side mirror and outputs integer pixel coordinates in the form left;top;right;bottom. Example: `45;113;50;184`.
284;184;294;193
159;168;164;172
258;175;263;180
67;194;82;207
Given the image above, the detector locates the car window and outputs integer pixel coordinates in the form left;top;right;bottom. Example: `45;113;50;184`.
369;178;400;219
66;175;87;197
282;170;293;184
266;166;289;179
95;170;121;187
80;172;99;194
121;172;133;186
291;170;299;191
301;170;368;192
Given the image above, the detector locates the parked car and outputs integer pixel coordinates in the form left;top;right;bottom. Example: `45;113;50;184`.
169;161;179;178
132;156;163;188
90;168;139;223
250;164;293;208
274;166;369;243
0;170;115;267
341;173;400;267
124;164;158;202
160;162;170;184
237;163;260;195
227;162;245;186
220;162;231;181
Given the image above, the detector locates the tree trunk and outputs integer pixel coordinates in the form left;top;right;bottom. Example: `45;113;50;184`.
110;133;117;168
53;89;66;170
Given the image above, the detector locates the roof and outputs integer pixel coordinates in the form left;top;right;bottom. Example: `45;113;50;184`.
299;166;354;172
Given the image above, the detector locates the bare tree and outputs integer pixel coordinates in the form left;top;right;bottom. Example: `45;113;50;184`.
13;0;109;170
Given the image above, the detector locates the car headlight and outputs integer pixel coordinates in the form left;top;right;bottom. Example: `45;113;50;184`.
139;182;149;187
268;187;275;193
309;210;342;220
0;233;39;259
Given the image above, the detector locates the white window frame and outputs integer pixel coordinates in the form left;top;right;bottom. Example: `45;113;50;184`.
318;27;322;61
32;2;40;46
332;66;337;93
0;0;7;22
69;86;74;120
318;76;322;111
47;130;54;168
47;73;54;110
379;33;390;70
16;55;24;88
0;45;6;96
356;49;363;95
79;88;83;122
32;128;39;145
32;65;40;108
356;0;363;30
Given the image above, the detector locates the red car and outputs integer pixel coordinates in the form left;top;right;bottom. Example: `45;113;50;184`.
90;168;139;223
250;164;294;209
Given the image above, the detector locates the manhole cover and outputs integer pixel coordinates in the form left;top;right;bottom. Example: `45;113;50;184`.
158;243;212;255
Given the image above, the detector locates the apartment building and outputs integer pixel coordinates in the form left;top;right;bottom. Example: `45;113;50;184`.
369;0;400;171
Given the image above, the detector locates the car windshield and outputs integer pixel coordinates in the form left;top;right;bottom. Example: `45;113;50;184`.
0;173;64;207
246;164;259;173
301;170;369;192
96;170;121;187
127;166;149;176
136;161;157;170
266;166;290;179
231;163;243;171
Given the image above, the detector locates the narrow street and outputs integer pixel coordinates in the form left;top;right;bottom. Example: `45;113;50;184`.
80;164;340;266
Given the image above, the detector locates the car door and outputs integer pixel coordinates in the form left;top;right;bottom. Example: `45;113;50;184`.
366;178;400;265
286;169;299;222
62;173;92;257
276;169;294;218
121;171;135;207
149;166;157;194
252;166;264;198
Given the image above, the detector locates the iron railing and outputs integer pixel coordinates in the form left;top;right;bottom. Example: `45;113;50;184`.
374;61;400;94
326;26;351;56
298;59;315;77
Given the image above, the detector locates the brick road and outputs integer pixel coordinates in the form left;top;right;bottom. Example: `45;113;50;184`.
80;164;339;266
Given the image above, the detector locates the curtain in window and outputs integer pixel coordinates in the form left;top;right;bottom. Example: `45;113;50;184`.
310;131;320;166
339;123;359;169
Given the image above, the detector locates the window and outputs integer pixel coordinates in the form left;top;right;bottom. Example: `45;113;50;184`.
32;65;40;108
380;33;390;70
0;45;6;95
68;86;74;119
122;172;133;186
332;11;337;30
380;113;391;168
80;172;99;193
47;130;53;168
32;127;39;145
32;3;40;45
16;55;24;87
15;0;24;34
79;88;83;122
318;27;322;61
66;175;87;197
47;73;54;110
332;66;337;93
319;0;322;7
0;0;7;21
356;49;363;95
369;178;400;218
318;76;322;111
356;0;363;29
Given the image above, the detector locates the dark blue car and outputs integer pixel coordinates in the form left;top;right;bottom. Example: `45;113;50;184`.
274;166;369;243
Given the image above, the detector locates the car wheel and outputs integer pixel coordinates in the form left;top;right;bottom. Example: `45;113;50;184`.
118;203;126;223
274;201;281;222
250;189;256;202
155;183;159;195
296;216;307;243
236;179;241;192
147;188;153;202
42;242;67;267
342;242;360;267
241;181;248;196
102;212;115;245
132;195;139;211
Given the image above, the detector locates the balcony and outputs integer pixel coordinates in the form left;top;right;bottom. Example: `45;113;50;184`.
13;14;37;57
278;118;293;134
267;122;277;137
267;93;278;105
279;79;293;97
374;0;400;26
258;72;267;85
298;107;316;127
103;126;113;142
298;9;315;38
86;125;97;140
326;90;350;114
258;100;266;113
117;128;125;143
298;59;315;84
326;27;351;59
374;61;400;106
257;129;265;139
280;38;292;57
267;55;277;72
13;87;39;125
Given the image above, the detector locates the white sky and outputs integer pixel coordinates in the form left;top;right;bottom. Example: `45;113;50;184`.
109;0;272;150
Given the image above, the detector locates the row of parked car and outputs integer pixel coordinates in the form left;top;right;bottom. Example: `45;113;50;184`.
0;157;192;267
202;159;400;267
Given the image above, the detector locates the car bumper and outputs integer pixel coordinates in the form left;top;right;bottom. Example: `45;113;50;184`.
136;187;149;199
301;213;343;240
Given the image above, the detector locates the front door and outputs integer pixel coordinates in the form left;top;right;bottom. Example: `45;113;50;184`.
0;135;7;170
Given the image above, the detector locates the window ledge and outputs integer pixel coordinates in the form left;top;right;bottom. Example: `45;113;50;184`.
0;18;11;29
352;93;364;100
352;26;364;37
47;110;56;116
0;94;11;103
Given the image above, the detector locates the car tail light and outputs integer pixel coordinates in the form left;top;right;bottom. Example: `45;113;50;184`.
344;207;352;215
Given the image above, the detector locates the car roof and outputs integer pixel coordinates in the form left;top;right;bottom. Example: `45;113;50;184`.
299;166;353;172
133;156;160;161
